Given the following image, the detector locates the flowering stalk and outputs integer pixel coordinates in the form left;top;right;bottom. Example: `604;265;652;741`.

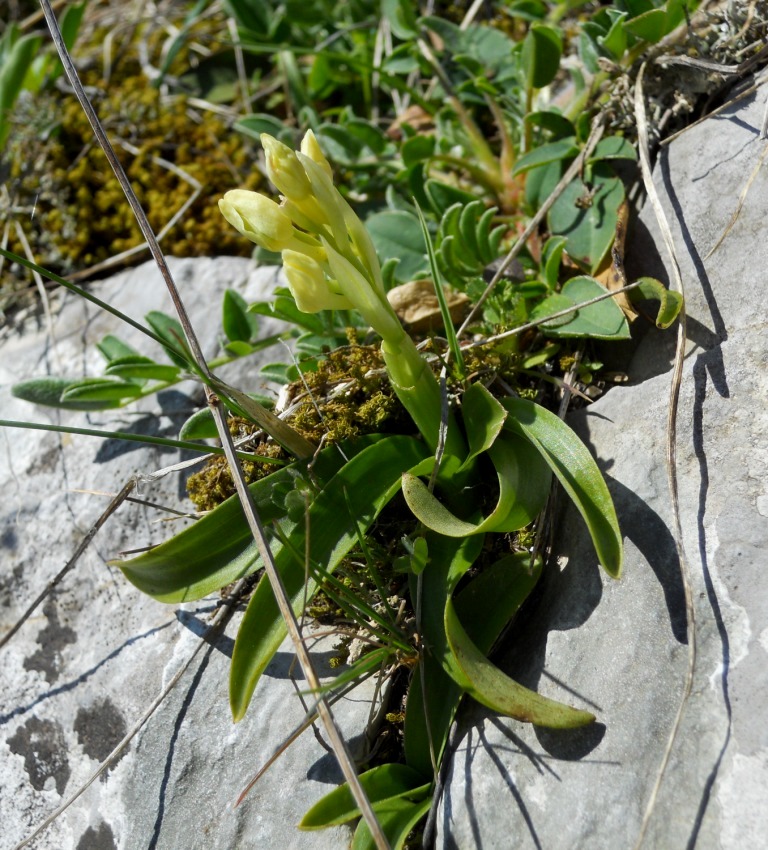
219;131;465;459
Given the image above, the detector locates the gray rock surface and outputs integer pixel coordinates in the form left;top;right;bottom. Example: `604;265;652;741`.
437;84;768;847
0;257;363;849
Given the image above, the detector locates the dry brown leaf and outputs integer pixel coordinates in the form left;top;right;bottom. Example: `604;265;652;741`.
387;279;470;333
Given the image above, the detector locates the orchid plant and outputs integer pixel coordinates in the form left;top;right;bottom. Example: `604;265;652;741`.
107;131;624;847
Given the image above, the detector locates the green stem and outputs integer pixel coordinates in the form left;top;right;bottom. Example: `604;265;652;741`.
0;419;284;464
380;331;466;461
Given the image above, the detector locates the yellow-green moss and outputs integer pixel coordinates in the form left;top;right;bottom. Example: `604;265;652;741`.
1;10;262;299
186;422;286;512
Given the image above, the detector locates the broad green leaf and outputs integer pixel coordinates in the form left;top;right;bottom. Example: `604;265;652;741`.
622;8;668;42
145;310;193;368
0;31;42;148
522;24;563;89
547;164;625;272
381;0;419;40
500;397;623;577
513;137;578;176
404;534;484;777
12;377;121;411
421;16;514;73
222;289;258;343
113;437;380;601
300;764;428;829
104;356;181;382
178;407;218;440
598;9;628;59
97;334;140;363
628;276;683;328
460;381;507;468
589;135;637;163
230;436;429;720
444;597;595;727
525;110;576;142
532;275;630;339
259;362;300;384
453;552;543;651
223;340;255;356
402;432;551;536
351;796;432;850
61;377;144;404
401;135;435;167
365;210;428;283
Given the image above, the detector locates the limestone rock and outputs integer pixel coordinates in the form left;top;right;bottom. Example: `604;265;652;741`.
437;83;768;848
0;257;362;849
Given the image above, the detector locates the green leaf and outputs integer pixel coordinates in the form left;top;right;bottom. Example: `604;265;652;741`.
113;437;381;602
628;276;683;328
541;235;568;289
222;289;258;343
96;334;140;363
145;311;193;368
522;24;563;89
11;377;122;411
444;597;595;727
60;377;144;404
0;30;43;148
460;381;508;468
300;764;428;829
401;134;435;167
351;796;432;850
500;397;623;578
598;10;628;59
259;362;300;384
404;534;484;777
589;135;637;163
402;431;550;536
525;110;576;142
547;164;625;272
532;275;630;339
178;407;218;441
229;436;430;720
513;138;578;176
365;210;428;283
381;0;419;40
104;356;181;382
622;8;668;42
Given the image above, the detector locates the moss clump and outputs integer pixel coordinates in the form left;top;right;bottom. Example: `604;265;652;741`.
288;341;411;446
186;422;286;512
3;74;261;283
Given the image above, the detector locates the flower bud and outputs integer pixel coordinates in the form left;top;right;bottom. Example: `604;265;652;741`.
300;130;333;179
283;249;354;313
261;134;312;200
219;190;293;252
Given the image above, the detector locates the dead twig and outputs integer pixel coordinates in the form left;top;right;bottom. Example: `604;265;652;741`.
632;61;693;850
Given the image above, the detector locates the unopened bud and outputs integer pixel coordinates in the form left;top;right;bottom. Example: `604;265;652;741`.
219;190;293;252
261;134;312;200
283;249;354;313
300;130;333;179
